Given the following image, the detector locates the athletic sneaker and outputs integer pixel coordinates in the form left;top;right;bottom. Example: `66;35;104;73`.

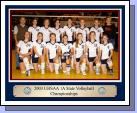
66;71;70;75
16;67;20;70
96;68;100;75
38;64;41;71
21;71;26;74
93;66;96;71
63;70;67;74
109;69;114;75
30;64;34;70
41;70;45;74
82;71;87;75
26;70;30;76
55;71;59;75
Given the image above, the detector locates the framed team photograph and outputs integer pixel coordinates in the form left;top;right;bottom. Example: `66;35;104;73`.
1;1;130;106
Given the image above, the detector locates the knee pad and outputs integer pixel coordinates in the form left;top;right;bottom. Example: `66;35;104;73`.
41;62;45;70
96;62;101;68
23;57;29;64
23;57;30;70
80;63;86;72
107;60;113;67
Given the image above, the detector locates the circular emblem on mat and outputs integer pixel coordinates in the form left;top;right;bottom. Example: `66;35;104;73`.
24;87;31;95
98;87;106;95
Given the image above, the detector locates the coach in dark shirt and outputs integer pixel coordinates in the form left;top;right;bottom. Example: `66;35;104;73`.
103;17;116;49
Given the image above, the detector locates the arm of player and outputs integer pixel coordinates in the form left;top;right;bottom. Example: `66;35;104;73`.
57;46;62;56
73;48;76;65
43;47;46;56
85;44;88;58
70;47;74;56
45;48;49;65
109;49;113;60
73;32;76;41
83;44;87;57
28;27;32;37
98;48;102;61
96;47;100;62
86;28;90;41
29;32;32;40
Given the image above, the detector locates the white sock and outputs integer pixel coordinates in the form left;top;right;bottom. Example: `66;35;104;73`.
23;57;30;71
54;63;59;74
41;62;45;74
59;58;62;69
38;64;41;70
96;62;101;68
30;57;34;69
80;63;86;73
63;70;67;73
96;63;101;74
66;64;70;72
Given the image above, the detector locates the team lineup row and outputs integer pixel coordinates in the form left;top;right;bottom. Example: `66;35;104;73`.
14;17;106;44
16;31;114;76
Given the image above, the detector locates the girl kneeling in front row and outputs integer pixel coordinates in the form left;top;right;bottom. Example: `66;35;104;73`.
58;35;74;75
100;34;114;74
85;31;101;75
33;32;46;74
17;32;33;76
73;33;87;75
46;33;60;74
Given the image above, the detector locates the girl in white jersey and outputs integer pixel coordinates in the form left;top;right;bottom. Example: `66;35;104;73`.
58;35;74;75
76;19;89;43
39;18;53;43
73;33;87;75
46;33;60;74
63;18;76;43
17;32;32;76
86;31;100;74
28;18;40;42
52;19;64;43
100;34;114;74
33;32;46;74
90;19;103;43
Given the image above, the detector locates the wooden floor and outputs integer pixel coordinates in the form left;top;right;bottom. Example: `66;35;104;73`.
11;50;119;80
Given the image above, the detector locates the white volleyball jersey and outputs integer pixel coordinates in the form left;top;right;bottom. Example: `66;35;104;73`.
33;41;46;58
59;43;73;54
90;27;103;43
63;26;76;42
28;26;40;42
39;27;53;43
100;43;113;60
76;27;89;43
86;41;100;58
73;42;85;58
17;41;32;57
52;27;64;42
46;42;59;59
